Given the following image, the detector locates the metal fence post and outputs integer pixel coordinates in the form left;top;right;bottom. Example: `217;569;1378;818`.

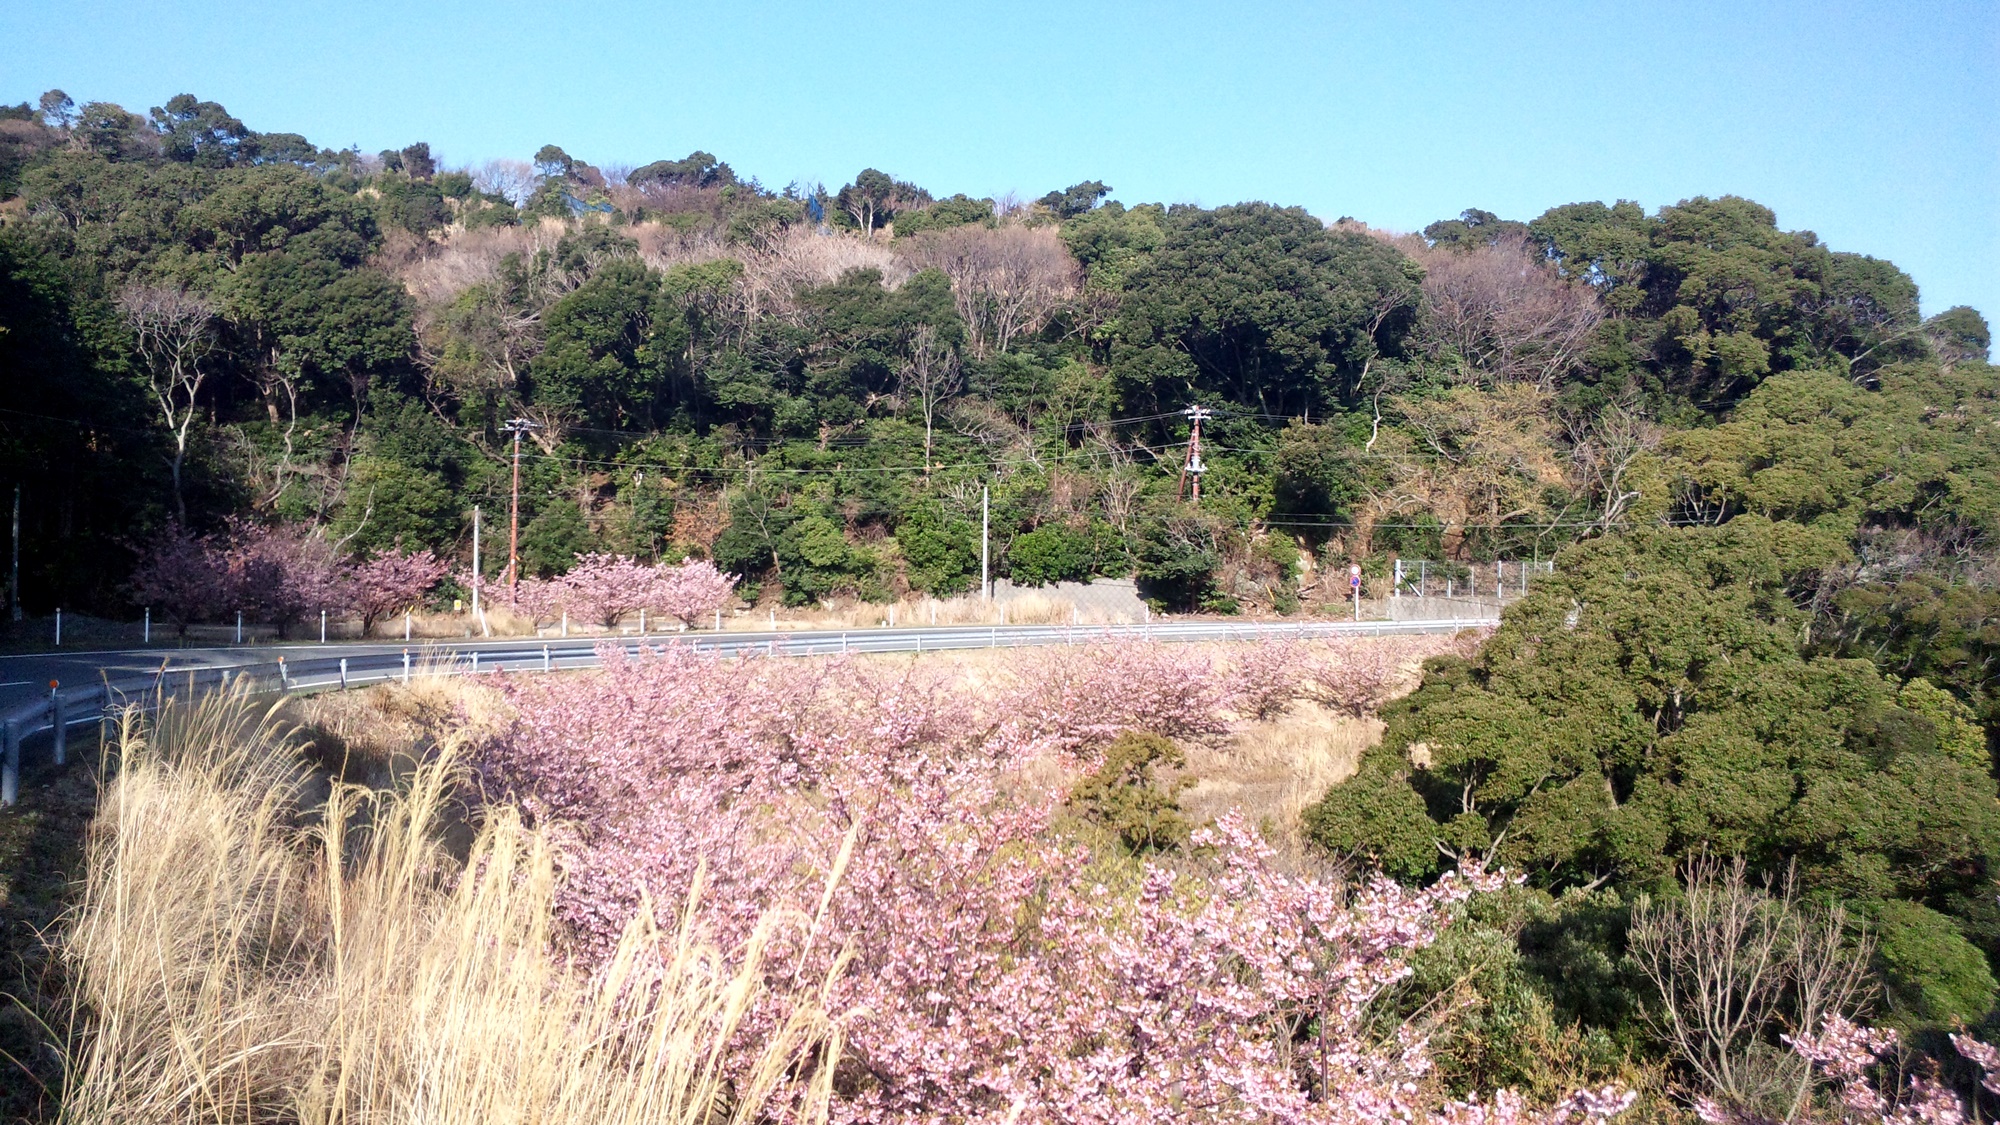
1393;559;1403;599
2;721;19;807
542;644;551;672
339;658;348;690
50;683;65;766
402;649;411;684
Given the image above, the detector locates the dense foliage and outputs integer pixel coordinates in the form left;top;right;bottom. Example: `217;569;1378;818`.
6;89;1989;622
5;84;2000;1119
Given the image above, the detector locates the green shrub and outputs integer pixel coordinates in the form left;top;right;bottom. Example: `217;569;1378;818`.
1864;898;1998;1028
1067;732;1192;853
1008;524;1093;586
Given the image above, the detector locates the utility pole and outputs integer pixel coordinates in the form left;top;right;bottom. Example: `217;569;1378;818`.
981;484;990;601
471;505;482;620
501;418;540;595
1178;404;1212;504
9;485;18;623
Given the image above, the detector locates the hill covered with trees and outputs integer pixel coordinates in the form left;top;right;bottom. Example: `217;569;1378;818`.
6;88;1987;621
5;86;2000;1123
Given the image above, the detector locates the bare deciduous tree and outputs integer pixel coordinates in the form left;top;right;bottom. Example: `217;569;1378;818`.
473;158;541;207
1567;402;1664;533
898;323;961;473
1361;384;1568;558
120;282;216;521
898;225;1079;358
1631;855;1874;1124
1415;234;1602;391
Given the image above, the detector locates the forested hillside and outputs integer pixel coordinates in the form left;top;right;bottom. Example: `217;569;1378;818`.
5;88;1987;622
6;86;2000;1121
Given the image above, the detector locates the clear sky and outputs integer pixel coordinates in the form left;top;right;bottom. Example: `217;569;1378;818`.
8;0;1996;319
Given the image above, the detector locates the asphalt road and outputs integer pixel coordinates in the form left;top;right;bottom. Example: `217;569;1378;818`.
0;615;1496;722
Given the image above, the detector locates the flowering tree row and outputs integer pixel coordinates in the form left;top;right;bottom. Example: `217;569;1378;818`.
489;553;738;629
130;520;449;636
465;634;1613;1125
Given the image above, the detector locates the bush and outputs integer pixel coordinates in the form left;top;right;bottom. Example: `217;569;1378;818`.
1864;898;1998;1028
1007;524;1093;586
1066;731;1192;853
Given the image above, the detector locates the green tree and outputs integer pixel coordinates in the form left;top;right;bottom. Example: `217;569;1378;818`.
1306;521;2000;943
1007;524;1093;586
896;502;980;595
1067;731;1193;853
1111;202;1422;416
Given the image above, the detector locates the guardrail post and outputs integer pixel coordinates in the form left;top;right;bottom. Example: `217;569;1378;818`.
471;651;480;674
542;644;551;672
339;658;348;690
278;657;288;689
403;649;411;684
2;721;19;806
50;683;65;766
841;631;848;654
144;607;151;644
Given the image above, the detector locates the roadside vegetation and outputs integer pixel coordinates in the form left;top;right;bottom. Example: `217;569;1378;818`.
1;85;1997;1124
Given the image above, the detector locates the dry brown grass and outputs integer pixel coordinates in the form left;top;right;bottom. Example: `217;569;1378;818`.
1184;704;1382;858
730;590;1141;631
58;683;842;1125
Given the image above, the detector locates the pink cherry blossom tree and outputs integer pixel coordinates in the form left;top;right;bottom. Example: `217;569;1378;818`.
651;557;737;627
469;640;1638;1125
347;548;450;633
1695;1015;2000;1125
222;521;348;637
129;521;230;636
560;553;660;627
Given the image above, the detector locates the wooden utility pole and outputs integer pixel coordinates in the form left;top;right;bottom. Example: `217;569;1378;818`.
1178;404;1212;503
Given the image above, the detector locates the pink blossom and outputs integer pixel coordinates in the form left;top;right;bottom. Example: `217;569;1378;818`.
467;639;1621;1125
347;548;449;632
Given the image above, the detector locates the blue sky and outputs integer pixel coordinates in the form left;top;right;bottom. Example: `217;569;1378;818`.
8;0;1996;319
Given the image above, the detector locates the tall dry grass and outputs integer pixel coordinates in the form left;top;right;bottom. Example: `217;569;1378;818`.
59;682;843;1125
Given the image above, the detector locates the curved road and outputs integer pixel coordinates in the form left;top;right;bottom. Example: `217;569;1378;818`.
0;616;1494;803
0;616;1496;713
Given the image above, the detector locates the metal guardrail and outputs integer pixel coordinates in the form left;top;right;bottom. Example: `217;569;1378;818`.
0;616;1495;806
